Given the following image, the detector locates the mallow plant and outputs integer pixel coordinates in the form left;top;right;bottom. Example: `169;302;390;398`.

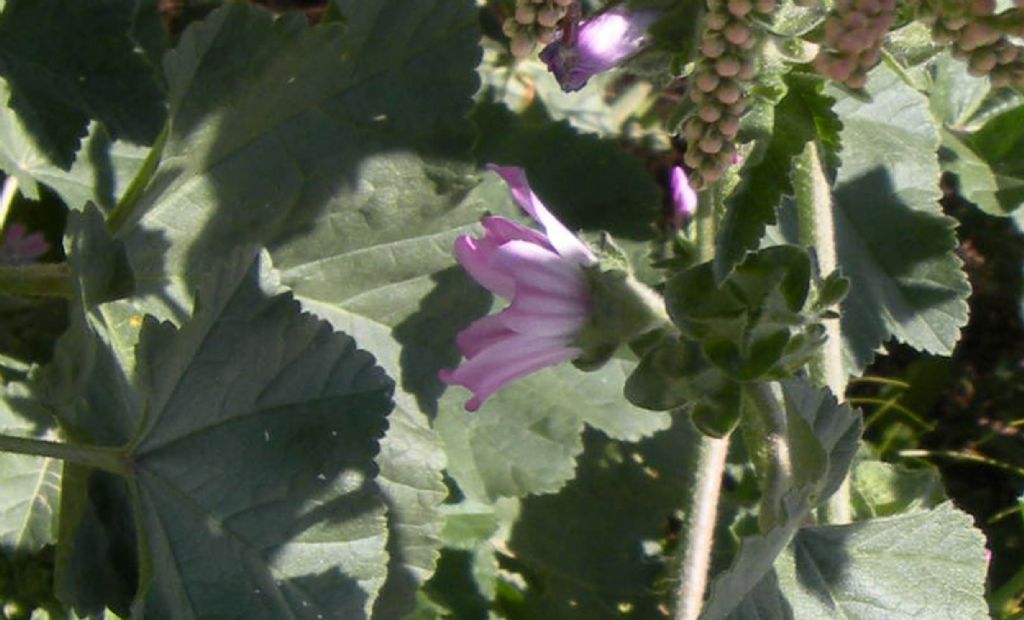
0;0;1018;618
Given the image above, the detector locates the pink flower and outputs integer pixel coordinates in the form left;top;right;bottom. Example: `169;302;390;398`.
670;166;697;228
439;165;597;411
0;223;49;265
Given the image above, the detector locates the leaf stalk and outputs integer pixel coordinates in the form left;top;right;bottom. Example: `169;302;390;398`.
0;433;130;475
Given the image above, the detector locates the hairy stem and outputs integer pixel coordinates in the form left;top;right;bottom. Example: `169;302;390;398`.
0;433;130;475
0;263;74;298
675;435;730;620
674;186;731;620
793;140;851;524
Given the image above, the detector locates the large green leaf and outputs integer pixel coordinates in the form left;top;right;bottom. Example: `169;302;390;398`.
42;211;398;618
119;0;481;318
700;379;861;619
0;0;165;168
827;66;970;374
730;503;988;619
0;382;61;552
504;420;699;619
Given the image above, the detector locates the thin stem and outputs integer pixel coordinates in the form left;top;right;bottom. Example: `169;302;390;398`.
848;375;910;389
854;396;934;431
0;433;130;475
898;449;1024;479
793;140;851;524
0;263;74;298
0;175;18;231
674;185;731;620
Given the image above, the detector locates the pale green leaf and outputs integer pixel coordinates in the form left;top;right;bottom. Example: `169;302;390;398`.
827;66;970;374
732;503;989;619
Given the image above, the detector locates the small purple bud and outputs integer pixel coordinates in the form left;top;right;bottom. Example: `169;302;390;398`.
539;4;659;92
670;166;698;228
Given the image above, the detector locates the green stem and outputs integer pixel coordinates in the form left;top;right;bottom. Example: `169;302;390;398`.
106;122;169;234
674;185;731;620
0;433;130;475
0;175;18;231
898;449;1024;479
793;140;851;524
0;263;74;298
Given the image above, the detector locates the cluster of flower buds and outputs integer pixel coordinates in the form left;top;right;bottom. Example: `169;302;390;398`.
811;0;896;89
917;0;1024;87
503;0;576;58
681;0;774;188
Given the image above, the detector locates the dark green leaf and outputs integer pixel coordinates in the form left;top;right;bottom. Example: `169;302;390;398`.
0;0;165;168
505;421;700;619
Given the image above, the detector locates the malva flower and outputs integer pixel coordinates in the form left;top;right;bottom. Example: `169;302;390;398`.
670;165;698;228
539;4;659;92
439;165;597;412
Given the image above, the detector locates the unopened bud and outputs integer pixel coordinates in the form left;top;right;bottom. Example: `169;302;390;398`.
511;33;535;58
699;104;723;123
716;55;742;77
702;35;727;58
724;22;751;45
696;71;721;92
537;6;562;28
515;4;536;24
716;81;742;104
969;48;998;75
727;0;753;18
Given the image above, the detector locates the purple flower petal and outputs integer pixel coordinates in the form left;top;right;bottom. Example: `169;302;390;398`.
491;240;589;298
456;314;519;358
501;285;589;336
487;165;597;267
439;335;581;412
670;166;698;228
454;235;517;299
